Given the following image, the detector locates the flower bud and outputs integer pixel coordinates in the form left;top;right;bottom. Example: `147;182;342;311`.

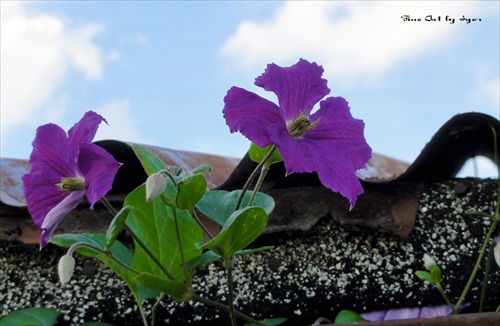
58;254;75;284
146;173;167;202
423;254;436;270
494;237;500;268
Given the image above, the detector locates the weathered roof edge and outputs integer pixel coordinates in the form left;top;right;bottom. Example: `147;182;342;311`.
2;112;498;209
0;146;408;208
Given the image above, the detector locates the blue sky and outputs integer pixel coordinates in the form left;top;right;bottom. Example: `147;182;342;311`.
1;1;499;177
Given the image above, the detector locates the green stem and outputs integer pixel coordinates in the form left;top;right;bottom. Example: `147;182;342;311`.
491;126;500;218
160;169;179;188
137;302;149;326
100;197;176;281
236;145;276;210
190;208;214;239
457;126;500;313
248;163;271;206
67;242;140;276
151;293;165;326
191;293;266;325
173;208;191;286
466;211;495;218
479;240;496;312
225;256;238;326
100;196;118;215
435;282;456;314
454;218;499;311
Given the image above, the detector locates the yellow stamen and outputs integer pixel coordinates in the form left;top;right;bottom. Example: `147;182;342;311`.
286;111;320;138
56;177;85;193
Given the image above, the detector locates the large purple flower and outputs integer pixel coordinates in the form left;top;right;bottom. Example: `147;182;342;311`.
223;59;372;207
22;111;121;248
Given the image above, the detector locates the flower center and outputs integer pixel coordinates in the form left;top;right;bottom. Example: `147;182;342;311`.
286;112;320;138
56;177;85;194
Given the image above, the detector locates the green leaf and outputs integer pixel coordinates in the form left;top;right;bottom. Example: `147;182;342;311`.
244;317;287;326
159;183;179;209
430;265;442;284
176;174;207;211
106;205;134;249
132;144;169;175
196;190;274;226
80;323;115;326
249;143;283;165
191;164;212;174
0;308;60;326
186;250;221;272
200;207;268;260
125;185;203;281
334;310;366;323
135;272;191;302
416;270;433;283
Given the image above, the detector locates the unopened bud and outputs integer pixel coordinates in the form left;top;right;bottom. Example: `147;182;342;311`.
494;237;500;268
58;254;75;284
146;173;167;202
423;254;437;270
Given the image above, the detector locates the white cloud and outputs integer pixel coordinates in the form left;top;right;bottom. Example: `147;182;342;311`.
94;99;154;145
221;1;494;83
476;75;500;109
134;33;150;46
0;1;105;132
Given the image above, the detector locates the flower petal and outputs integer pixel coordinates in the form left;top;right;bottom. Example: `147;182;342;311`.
223;86;288;148
419;305;452;317
276;97;371;207
384;308;420;320
419;303;470;317
360;310;387;321
40;190;86;248
78;143;120;208
23;171;66;229
29;123;77;178
254;59;330;121
23;123;79;229
68;111;107;153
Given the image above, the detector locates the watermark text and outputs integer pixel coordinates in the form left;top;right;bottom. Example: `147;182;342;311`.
401;15;482;24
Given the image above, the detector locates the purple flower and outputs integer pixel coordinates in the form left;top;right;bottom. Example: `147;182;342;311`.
22;111;121;248
361;304;470;321
223;59;372;207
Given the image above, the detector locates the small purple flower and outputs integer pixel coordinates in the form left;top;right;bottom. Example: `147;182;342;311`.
223;59;372;207
361;304;470;321
22;111;121;248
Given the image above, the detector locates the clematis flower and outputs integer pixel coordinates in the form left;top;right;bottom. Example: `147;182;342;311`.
22;111;121;248
361;303;470;321
223;59;371;207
